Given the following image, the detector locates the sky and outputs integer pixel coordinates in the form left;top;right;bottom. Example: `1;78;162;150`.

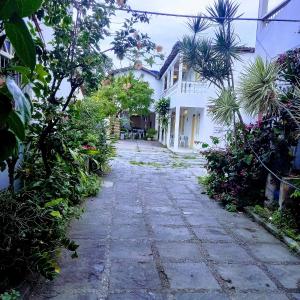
103;0;261;71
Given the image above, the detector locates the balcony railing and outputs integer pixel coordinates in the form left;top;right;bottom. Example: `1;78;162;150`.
162;81;207;97
181;81;207;94
162;82;178;97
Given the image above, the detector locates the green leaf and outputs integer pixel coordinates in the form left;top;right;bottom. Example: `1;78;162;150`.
0;0;43;19
35;63;49;84
0;130;17;161
6;77;32;124
4;18;36;70
7;65;31;77
50;211;62;219
44;198;65;208
7;110;25;140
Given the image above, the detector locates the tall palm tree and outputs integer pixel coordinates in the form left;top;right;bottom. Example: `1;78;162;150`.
180;0;241;90
180;0;244;139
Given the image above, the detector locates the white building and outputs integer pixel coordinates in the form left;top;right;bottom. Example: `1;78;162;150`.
110;67;161;135
156;43;255;152
256;0;300;59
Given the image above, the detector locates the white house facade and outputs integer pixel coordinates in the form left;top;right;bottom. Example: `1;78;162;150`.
256;0;300;59
156;43;255;152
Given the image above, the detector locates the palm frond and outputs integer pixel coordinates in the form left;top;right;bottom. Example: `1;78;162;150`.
207;0;241;25
214;27;241;62
239;57;280;116
186;14;210;36
208;89;240;125
179;35;199;68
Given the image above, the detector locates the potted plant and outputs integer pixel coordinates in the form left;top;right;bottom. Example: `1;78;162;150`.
146;128;157;141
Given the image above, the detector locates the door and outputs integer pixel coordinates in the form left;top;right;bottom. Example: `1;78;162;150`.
190;114;196;148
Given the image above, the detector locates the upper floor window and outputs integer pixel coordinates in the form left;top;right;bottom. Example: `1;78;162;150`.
164;76;168;90
173;60;180;84
182;64;188;81
195;72;202;82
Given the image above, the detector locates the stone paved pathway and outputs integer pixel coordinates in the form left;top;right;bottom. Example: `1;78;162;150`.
30;140;300;300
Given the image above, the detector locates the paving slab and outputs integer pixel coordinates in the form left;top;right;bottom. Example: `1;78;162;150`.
216;264;278;291
267;265;300;289
30;140;300;300
156;242;202;261
110;261;161;290
174;292;230;300
163;262;221;289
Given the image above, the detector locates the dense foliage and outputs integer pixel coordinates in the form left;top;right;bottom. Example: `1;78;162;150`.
0;95;114;292
93;72;154;117
200;48;300;230
155;97;170;129
201;117;294;210
0;0;160;294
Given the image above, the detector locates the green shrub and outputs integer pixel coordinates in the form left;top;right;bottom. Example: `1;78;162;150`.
0;97;114;292
253;205;300;241
0;290;20;300
146;128;157;139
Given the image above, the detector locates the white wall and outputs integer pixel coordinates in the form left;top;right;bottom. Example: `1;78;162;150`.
162;52;257;148
256;0;300;59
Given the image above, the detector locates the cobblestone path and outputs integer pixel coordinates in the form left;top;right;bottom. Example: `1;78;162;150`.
30;140;300;300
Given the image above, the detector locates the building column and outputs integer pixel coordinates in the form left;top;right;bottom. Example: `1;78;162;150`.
257;0;268;31
166;112;172;148
173;106;181;151
178;59;183;94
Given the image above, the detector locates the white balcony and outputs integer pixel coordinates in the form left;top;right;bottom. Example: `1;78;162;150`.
162;81;208;98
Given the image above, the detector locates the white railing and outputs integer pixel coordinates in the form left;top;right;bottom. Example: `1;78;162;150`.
162;82;178;97
181;81;207;94
162;81;208;98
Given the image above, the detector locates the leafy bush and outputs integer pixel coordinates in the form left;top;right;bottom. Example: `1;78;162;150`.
253;205;300;241
155;98;170;129
0;96;114;292
0;289;20;300
146;128;157;139
200;118;293;209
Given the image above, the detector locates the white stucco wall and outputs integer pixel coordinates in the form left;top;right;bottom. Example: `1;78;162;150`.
256;0;300;59
160;52;257;148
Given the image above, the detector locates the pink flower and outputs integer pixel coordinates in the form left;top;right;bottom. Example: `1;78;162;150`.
82;145;97;151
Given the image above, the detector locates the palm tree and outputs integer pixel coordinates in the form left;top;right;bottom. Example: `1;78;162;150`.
240;57;300;133
208;89;240;126
180;0;242;90
239;57;280;117
180;0;244;133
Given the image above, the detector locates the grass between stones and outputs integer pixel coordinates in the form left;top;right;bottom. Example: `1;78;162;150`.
129;161;163;168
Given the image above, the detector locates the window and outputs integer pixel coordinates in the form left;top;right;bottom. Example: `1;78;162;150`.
182;64;188;81
173;60;179;84
195;113;200;138
195;72;202;82
164;76;168;90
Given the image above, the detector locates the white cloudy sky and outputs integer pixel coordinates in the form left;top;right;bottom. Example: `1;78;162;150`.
102;0;263;71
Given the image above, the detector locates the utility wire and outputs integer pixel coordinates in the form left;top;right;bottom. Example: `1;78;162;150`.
112;7;300;23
